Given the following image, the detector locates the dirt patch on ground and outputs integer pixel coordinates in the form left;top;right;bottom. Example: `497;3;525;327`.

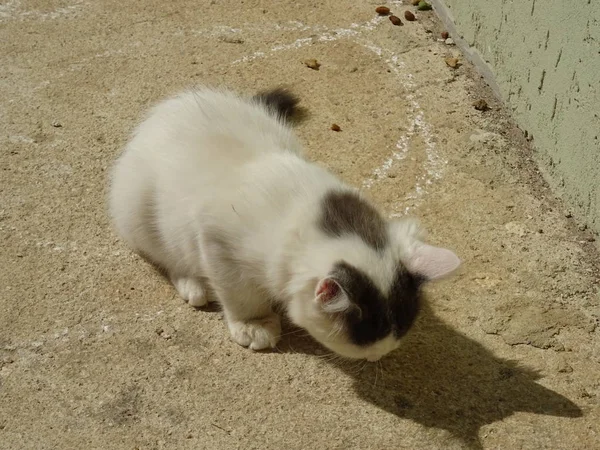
1;1;598;449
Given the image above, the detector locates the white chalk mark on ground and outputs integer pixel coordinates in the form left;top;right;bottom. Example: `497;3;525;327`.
10;11;446;217
0;0;85;22
359;40;446;214
231;17;384;64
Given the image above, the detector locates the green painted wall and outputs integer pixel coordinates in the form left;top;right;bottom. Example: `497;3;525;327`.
434;0;600;233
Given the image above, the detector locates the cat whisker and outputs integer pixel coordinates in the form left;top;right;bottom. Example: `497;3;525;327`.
277;341;298;355
342;359;367;375
374;361;381;388
326;321;345;340
316;352;339;362
278;328;309;338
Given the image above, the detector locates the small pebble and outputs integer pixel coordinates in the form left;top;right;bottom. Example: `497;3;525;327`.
404;11;416;21
389;15;403;26
441;31;449;39
303;59;321;70
445;38;455;45
330;124;341;132
445;57;459;68
578;388;592;399
410;0;420;5
51;120;62;128
155;327;174;340
472;99;489;111
375;6;390;15
556;360;573;373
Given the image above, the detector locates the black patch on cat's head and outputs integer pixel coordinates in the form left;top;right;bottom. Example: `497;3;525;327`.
253;87;305;123
319;190;388;252
331;261;423;346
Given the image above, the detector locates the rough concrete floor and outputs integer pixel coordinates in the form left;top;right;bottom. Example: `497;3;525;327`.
1;1;599;449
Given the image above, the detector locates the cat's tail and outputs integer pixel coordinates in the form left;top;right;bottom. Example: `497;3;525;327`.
253;87;306;124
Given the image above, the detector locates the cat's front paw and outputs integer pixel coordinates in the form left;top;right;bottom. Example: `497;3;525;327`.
172;276;207;307
228;314;281;350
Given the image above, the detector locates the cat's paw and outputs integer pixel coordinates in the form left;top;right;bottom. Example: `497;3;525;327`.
172;276;207;307
228;314;281;350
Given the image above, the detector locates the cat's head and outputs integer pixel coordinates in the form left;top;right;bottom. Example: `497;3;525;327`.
285;190;460;361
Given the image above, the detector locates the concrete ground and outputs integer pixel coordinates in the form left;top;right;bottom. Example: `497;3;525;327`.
1;1;599;449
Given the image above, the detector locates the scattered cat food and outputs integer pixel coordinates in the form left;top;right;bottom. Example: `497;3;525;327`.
472;99;489;111
404;11;416;21
303;59;321;70
417;1;432;11
375;6;390;15
330;124;341;132
441;31;449;39
389;15;403;26
445;57;459;68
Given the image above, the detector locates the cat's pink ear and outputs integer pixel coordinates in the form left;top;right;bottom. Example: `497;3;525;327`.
315;278;351;313
406;243;461;281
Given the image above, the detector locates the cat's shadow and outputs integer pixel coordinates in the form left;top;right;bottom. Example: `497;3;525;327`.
276;302;583;449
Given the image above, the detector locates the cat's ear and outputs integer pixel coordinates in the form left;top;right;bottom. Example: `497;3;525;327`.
405;243;461;281
390;218;460;280
315;278;351;313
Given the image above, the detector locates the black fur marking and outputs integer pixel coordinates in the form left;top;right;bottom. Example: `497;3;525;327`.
319;190;388;251
254;87;302;122
331;261;423;346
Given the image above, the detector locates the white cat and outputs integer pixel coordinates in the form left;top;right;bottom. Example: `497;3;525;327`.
109;87;460;361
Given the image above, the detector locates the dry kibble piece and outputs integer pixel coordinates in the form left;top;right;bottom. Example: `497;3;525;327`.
441;31;449;39
404;10;416;21
303;59;321;70
375;6;390;15
472;99;490;111
389;15;403;26
331;124;341;132
445;57;459;68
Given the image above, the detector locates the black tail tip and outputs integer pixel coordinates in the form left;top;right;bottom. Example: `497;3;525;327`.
254;87;306;123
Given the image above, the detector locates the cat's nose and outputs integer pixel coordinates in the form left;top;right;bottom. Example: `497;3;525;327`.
366;355;381;362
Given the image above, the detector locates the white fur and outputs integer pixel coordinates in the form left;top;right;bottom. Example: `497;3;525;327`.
109;87;459;360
